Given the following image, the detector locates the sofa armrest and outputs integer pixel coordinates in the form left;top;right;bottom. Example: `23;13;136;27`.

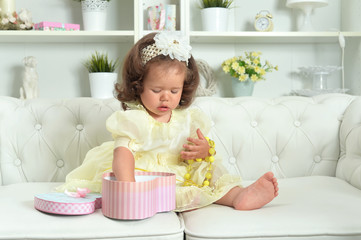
337;97;361;189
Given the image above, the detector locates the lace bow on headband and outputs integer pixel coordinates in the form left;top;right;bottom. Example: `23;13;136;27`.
141;31;192;66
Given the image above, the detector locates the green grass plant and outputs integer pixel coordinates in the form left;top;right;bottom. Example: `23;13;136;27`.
84;51;119;73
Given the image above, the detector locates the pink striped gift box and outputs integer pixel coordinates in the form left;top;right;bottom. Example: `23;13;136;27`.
102;172;176;220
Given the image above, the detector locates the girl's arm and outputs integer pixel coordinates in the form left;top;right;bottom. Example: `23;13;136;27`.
112;147;135;182
181;128;210;160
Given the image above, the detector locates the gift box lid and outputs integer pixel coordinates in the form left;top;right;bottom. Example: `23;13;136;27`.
34;192;101;215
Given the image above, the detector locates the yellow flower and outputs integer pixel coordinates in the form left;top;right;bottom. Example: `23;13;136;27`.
237;66;245;74
223;65;230;73
231;62;239;71
275;65;279;71
253;59;260;65
251;52;261;57
251;74;259;81
239;74;248;81
254;66;261;73
260;68;266;75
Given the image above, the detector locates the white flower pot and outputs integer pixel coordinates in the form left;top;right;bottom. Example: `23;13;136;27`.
201;7;229;32
81;0;109;31
89;72;117;98
0;0;15;14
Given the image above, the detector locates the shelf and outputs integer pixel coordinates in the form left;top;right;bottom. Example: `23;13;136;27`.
2;30;361;44
0;30;135;43
190;31;349;44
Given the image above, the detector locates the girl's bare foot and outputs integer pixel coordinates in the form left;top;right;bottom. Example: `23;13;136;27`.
233;172;279;210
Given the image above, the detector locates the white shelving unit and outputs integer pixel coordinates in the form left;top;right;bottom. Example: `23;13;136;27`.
0;0;357;45
0;0;359;98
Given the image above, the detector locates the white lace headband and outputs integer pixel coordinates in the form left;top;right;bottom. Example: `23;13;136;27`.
141;31;192;66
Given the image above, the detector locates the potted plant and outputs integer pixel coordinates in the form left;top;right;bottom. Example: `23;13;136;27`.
199;0;234;32
73;0;111;31
222;51;278;97
84;51;119;98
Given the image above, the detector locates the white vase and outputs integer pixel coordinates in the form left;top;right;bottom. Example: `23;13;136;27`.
231;78;255;97
0;0;15;14
201;7;229;32
89;72;117;98
81;0;109;31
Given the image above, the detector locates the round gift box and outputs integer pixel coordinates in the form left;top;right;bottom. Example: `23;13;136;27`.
34;192;101;215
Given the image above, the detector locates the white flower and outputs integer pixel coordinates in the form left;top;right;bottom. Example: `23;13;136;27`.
19;24;26;29
25;22;33;28
9;16;16;23
154;31;191;65
18;9;32;23
1;18;9;25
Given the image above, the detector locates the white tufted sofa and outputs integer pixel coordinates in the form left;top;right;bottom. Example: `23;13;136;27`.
1;94;361;240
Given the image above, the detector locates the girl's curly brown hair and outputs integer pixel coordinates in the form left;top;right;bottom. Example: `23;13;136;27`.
115;32;199;110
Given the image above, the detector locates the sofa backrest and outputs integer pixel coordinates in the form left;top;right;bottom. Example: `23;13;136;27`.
193;94;356;181
0;97;120;185
0;94;356;185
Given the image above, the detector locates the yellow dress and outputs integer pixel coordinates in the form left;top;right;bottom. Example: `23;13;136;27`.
56;103;242;212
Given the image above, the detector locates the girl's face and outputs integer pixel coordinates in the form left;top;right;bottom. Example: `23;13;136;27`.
140;62;185;123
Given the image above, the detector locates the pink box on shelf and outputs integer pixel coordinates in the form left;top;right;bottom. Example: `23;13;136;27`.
34;21;80;31
102;172;176;220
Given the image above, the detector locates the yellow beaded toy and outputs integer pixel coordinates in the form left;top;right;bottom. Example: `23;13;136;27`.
183;137;216;187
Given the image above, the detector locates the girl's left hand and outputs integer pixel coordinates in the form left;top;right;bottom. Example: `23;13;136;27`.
181;128;209;160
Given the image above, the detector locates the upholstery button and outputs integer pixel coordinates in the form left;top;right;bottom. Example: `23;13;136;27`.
76;124;84;131
250;121;258;127
229;157;236;164
294;121;301;127
56;159;64;168
14;159;22;166
34;124;42;130
271;156;279;163
314;155;321;163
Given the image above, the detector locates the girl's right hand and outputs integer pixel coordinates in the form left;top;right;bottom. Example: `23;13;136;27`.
181;128;209;160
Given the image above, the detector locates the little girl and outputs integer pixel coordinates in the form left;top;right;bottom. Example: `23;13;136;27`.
57;32;278;212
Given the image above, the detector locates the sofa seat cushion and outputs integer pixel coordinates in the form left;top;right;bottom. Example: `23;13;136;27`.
0;182;184;240
182;176;361;240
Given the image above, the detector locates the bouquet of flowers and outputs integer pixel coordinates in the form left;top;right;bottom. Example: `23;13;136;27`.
222;51;278;82
0;8;33;30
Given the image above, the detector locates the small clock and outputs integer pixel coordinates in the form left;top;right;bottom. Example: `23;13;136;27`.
254;10;274;32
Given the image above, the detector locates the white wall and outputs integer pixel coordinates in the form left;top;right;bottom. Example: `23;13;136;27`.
1;0;358;98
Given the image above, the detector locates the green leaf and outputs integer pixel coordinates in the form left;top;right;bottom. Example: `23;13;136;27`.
83;51;119;73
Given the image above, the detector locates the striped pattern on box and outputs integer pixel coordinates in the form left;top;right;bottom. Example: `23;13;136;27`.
102;172;176;220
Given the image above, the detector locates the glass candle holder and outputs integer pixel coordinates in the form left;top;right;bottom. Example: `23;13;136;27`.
312;72;329;90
